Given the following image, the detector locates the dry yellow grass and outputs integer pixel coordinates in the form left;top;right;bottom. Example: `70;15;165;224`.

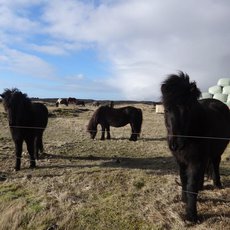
0;102;229;230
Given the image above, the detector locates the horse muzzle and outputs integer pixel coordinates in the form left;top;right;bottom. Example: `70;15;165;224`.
168;137;185;151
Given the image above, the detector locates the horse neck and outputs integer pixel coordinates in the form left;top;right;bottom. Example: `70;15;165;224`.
9;98;33;125
88;116;98;131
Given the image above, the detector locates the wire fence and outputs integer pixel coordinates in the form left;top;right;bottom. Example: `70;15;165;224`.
1;121;230;203
5;124;230;141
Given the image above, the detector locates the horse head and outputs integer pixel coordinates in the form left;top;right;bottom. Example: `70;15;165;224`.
87;116;97;139
164;105;191;151
87;124;97;139
161;72;201;151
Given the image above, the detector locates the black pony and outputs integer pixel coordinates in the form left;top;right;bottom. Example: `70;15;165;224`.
161;72;230;222
0;88;48;171
87;105;142;141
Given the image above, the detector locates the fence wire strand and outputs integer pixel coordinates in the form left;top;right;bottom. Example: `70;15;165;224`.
5;124;230;141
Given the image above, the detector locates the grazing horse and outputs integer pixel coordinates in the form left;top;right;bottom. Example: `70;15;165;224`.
0;88;48;171
67;97;77;104
56;98;68;107
161;72;230;222
67;97;85;106
92;101;100;107
75;100;85;106
87;105;142;141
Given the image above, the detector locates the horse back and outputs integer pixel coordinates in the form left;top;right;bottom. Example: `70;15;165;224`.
199;98;230;133
199;98;230;154
32;103;48;128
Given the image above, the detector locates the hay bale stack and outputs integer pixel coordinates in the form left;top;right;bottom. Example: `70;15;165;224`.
217;78;230;87
201;92;213;99
222;85;230;94
213;93;228;103
156;104;164;114
208;85;222;94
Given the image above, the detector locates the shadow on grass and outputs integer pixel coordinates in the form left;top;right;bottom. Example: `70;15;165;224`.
39;153;178;175
110;137;167;141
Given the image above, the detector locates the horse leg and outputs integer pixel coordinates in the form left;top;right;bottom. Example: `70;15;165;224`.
25;137;36;169
34;136;39;160
198;164;206;191
129;124;137;141
35;132;44;159
185;163;202;222
101;125;105;140
179;163;188;202
106;125;111;139
14;139;23;171
212;156;222;188
38;133;44;153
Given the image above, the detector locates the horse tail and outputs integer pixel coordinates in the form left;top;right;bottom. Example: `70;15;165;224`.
135;108;143;137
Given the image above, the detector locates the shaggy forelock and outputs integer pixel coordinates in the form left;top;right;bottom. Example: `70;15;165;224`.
161;72;201;106
1;88;30;111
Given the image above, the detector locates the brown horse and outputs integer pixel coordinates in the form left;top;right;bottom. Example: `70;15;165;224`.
87;105;142;141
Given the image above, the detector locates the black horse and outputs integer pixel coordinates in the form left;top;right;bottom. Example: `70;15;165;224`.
87;105;142;141
0;88;48;171
161;72;230;222
67;97;85;106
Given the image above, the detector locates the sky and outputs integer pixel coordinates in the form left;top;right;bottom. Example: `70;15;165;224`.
1;0;230;101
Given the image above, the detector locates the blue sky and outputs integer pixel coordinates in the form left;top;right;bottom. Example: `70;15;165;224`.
1;0;230;100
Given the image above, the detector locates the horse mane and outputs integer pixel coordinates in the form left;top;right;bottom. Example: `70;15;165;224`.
1;88;33;126
1;88;32;111
161;72;201;106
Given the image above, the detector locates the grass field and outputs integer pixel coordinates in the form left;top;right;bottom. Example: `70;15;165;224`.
0;102;229;230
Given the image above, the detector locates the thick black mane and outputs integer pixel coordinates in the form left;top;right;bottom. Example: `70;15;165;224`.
2;88;32;112
161;72;201;106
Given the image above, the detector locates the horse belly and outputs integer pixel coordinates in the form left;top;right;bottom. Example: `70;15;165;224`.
110;120;129;127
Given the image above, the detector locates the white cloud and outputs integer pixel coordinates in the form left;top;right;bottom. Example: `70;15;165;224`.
1;0;230;100
0;47;56;79
40;0;230;99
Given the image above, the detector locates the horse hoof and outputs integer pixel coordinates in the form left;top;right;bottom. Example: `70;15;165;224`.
215;184;223;189
29;164;36;169
185;213;198;223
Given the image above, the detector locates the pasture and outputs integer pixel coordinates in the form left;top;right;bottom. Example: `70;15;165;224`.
0;102;229;230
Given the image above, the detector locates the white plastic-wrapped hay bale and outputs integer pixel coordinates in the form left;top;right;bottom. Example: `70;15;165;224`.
208;85;222;94
201;92;213;99
227;94;230;103
217;78;230;87
226;101;230;108
155;104;164;113
213;93;228;103
222;85;230;94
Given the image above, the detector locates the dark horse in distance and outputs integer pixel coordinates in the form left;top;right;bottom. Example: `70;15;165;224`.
68;97;85;106
161;72;230;222
87;105;142;141
0;88;48;171
56;98;68;107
